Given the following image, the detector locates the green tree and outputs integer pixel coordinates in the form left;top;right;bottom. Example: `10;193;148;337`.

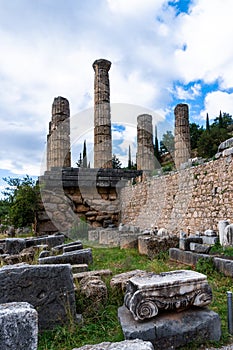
128;145;132;169
82;140;87;168
76;153;82;167
2;175;40;228
112;154;122;169
206;113;210;131
197;127;230;158
189;123;204;150
154;125;160;159
160;131;174;154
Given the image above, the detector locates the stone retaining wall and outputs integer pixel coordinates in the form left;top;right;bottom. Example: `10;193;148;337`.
120;154;233;234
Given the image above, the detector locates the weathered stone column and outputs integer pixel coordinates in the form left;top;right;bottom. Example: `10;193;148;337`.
137;114;154;171
46;96;71;171
174;103;191;169
93;59;112;168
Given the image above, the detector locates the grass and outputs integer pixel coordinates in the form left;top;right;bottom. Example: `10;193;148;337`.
37;246;233;350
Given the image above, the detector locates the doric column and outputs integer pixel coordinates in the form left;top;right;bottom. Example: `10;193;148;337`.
137;114;155;171
174;103;191;169
46;96;71;171
93;59;112;168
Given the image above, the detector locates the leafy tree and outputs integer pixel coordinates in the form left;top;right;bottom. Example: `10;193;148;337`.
197;127;231;158
212;112;233;129
189;123;204;150
160;131;174;154
112;154;122;169
1;175;40;228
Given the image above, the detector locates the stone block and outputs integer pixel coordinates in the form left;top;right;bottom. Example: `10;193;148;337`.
52;240;83;253
201;236;219;245
179;237;203;251
218;220;230;246
190;243;211;254
214;257;233;277
99;230;120;247
0;264;76;330
169;248;211;266
120;234;138;249
26;234;65;249
72;339;154;350
63;243;83;253
73;269;112;282
110;270;147;293
0;302;38;350
39;248;93;265
124;270;212;321
88;230;100;241
71;264;88;273
139;235;179;258
79;276;108;308
118;305;221;350
5;238;26;254
204;229;217;237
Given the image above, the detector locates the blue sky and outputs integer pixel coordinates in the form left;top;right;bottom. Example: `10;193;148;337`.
1;0;233;194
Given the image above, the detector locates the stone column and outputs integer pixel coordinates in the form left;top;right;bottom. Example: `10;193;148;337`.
174;103;191;169
93;59;112;168
46;96;71;171
137;114;155;171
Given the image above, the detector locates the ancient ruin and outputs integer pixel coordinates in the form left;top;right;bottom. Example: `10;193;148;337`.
46;96;71;171
174;103;191;169
137;114;155;171
93;59;112;168
124;270;212;321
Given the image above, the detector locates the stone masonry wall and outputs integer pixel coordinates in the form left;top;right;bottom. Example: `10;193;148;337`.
120;154;233;234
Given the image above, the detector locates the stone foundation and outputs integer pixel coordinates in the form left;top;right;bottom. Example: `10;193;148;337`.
118;305;221;350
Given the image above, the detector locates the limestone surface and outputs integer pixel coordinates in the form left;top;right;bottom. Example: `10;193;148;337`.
118;305;221;350
0;263;76;330
0;302;38;350
124;270;212;321
72;339;154;350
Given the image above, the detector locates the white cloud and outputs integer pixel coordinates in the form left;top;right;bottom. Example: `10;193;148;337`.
201;91;233;120
174;83;201;100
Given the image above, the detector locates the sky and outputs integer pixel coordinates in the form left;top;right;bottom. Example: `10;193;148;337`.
1;0;233;195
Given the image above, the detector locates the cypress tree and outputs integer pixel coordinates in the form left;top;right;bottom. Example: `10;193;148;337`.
82;140;87;168
219;110;223;129
128;145;132;169
154;125;160;159
206;113;210;131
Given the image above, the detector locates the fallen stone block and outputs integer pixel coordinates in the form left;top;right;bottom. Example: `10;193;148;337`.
139;235;179;258
124;270;212;321
88;230;100;242
79;276;108;309
169;248;211;266
73;269;112;282
120;234;138;249
72;339;154;350
63;243;83;253
0;302;38;350
201;236;219;245
204;229;217;237
5;238;26;254
26;234;65;249
179;237;203;251
39;248;93;265
214;257;233;277
0;263;77;330
71;264;88;274
99;229;120;247
110;270;147;293
190;243;211;254
118;305;221;350
52;240;83;254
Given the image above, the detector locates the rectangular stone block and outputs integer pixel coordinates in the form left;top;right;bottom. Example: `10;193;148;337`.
99;230;120;247
0;264;76;330
39;248;93;265
214;257;233;277
88;230;100;242
201;236;219;245
71;264;88;274
179;237;203;251
26;234;65;249
120;234;138;249
118;305;221;350
63;243;83;253
169;248;211;266
0;302;38;350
